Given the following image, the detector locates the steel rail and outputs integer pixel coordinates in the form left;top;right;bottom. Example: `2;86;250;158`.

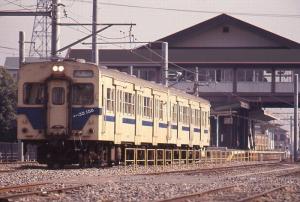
0;182;50;193
0;170;15;173
139;162;283;176
237;185;288;202
0;184;87;200
231;167;299;178
157;185;236;202
276;168;300;177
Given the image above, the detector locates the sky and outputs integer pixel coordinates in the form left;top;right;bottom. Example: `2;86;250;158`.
1;0;300;66
1;0;300;132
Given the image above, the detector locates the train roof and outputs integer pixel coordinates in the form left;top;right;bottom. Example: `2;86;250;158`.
99;66;210;105
21;60;210;105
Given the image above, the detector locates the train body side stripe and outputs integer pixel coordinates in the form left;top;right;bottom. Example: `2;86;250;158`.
194;128;201;133
142;120;153;127
123;118;135;124
104;115;115;122
18;107;102;130
159;123;168;128
182;126;190;131
17;107;45;129
171;125;178;130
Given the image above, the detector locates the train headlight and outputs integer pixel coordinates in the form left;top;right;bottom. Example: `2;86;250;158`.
58;65;64;72
52;65;59;72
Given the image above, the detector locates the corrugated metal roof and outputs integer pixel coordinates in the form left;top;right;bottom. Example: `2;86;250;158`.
69;49;300;64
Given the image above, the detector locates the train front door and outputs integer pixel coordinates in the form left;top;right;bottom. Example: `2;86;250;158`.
47;80;69;136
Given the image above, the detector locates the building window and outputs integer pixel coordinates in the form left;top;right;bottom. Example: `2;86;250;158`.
222;26;229;33
199;69;233;82
237;69;270;82
275;70;293;83
106;88;115;112
140;68;156;81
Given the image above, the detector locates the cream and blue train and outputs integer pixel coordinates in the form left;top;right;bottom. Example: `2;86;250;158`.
17;60;210;168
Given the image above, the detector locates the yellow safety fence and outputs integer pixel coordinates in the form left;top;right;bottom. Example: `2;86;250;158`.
124;148;287;168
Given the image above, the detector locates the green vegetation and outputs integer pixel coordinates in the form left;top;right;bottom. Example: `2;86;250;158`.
0;67;17;141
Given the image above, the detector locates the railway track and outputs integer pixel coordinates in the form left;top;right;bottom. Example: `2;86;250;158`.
237;185;288;202
0;169;15;173
158;184;289;202
0;182;88;201
139;162;286;176
0;182;50;193
276;168;300;177
157;185;236;202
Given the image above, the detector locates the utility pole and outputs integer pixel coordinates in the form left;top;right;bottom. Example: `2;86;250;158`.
290;115;293;161
51;0;60;58
91;0;98;65
18;31;25;162
19;32;25;69
129;65;134;75
162;42;168;87
195;67;199;97
294;74;298;162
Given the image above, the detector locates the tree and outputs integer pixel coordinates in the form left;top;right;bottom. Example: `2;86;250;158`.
0;67;17;141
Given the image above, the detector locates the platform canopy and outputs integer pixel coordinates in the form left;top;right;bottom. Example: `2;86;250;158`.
249;109;277;122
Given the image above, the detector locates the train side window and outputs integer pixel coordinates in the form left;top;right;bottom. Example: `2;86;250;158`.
159;100;163;120
143;97;152;118
179;106;182;123
201;111;204;126
52;87;65;105
124;92;135;116
72;83;94;105
23;83;44;105
182;107;186;124
106;88;115;112
172;104;178;123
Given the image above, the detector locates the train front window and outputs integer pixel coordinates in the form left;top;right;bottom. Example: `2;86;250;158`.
52;87;65;105
72;83;94;105
23;83;44;104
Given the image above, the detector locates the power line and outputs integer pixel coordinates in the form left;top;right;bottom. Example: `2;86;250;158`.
68;0;300;19
0;45;18;51
3;0;35;11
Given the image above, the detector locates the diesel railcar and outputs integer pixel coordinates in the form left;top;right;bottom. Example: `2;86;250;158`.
17;60;210;168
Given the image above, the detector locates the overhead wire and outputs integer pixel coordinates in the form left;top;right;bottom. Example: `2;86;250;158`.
2;0;36;11
67;0;300;19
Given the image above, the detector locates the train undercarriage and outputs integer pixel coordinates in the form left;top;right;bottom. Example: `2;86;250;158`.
24;140;198;169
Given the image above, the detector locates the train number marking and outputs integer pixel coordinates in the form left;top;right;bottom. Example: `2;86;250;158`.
73;109;95;118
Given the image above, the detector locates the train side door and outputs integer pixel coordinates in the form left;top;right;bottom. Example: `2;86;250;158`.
47;80;68;135
189;106;194;147
135;92;142;145
152;96;159;145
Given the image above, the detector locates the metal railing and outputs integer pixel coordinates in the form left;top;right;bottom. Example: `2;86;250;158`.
0;142;37;162
124;148;287;169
